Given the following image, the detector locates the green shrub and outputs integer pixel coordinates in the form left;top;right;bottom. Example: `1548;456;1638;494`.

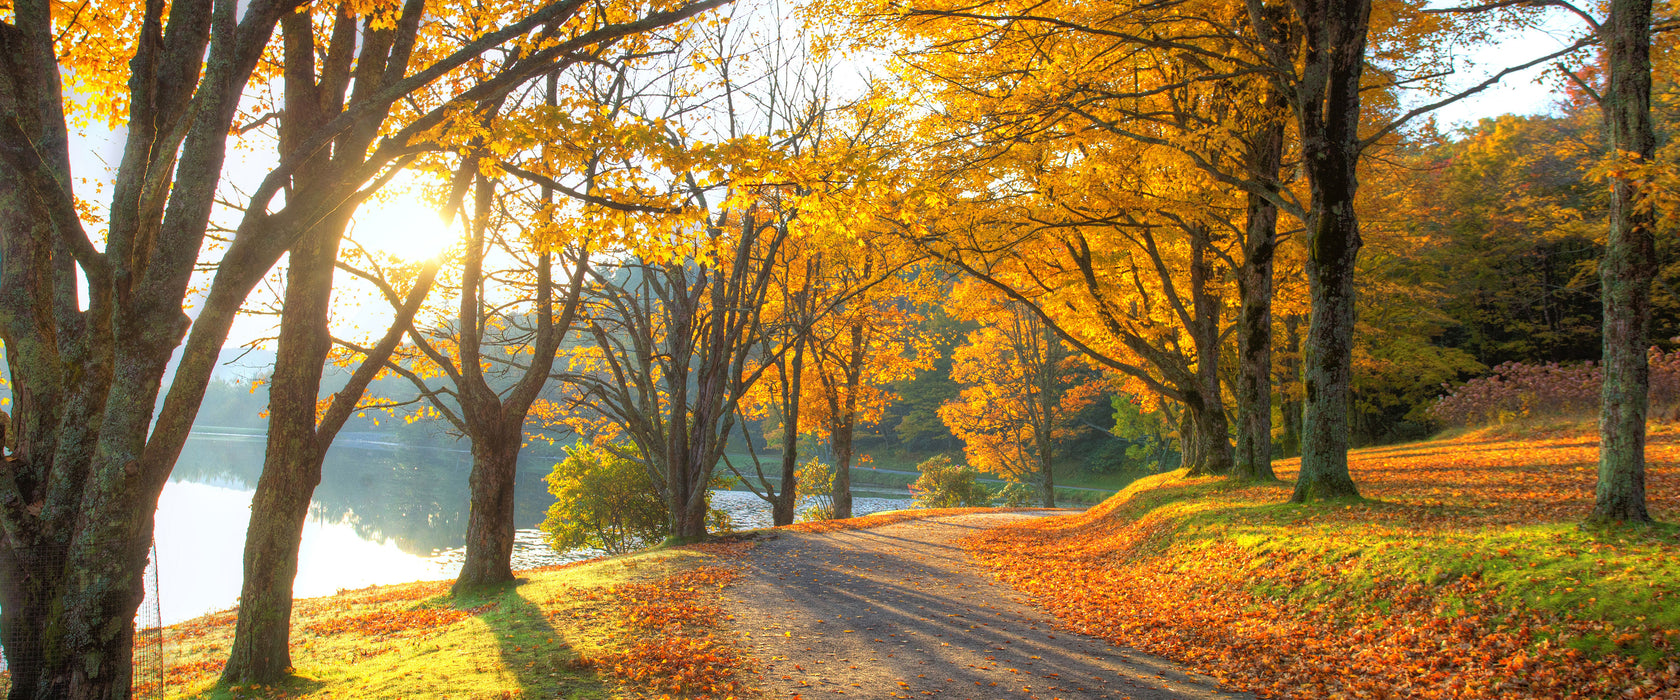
539;444;669;554
995;481;1037;507
795;457;835;521
909;455;992;508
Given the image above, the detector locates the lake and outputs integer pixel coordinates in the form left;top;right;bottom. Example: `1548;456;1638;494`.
148;429;911;624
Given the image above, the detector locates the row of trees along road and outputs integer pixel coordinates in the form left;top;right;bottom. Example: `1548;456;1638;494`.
0;0;1675;696
853;0;1671;511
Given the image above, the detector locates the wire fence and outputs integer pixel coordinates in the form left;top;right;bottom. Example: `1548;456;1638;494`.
0;541;165;698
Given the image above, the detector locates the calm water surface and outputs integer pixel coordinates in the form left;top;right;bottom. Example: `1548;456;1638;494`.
149;430;909;624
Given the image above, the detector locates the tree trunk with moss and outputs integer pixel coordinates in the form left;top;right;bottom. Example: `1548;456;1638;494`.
1592;0;1657;524
1186;224;1233;477
1283;0;1370;503
1235;82;1287;482
1278;314;1305;457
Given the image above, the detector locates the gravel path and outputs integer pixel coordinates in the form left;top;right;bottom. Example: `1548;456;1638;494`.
725;512;1251;700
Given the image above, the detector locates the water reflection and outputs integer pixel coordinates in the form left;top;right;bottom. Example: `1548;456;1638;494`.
154;432;582;623
153;480;451;624
153;431;910;625
172;430;562;556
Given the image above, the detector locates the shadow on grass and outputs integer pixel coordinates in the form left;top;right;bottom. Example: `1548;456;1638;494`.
1577;518;1680;545
452;579;605;700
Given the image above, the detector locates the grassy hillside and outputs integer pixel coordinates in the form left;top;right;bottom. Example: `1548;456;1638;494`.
151;542;752;700
967;426;1680;699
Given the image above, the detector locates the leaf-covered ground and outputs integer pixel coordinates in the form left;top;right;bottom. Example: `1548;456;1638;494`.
153;540;755;699
965;426;1680;699
727;512;1245;699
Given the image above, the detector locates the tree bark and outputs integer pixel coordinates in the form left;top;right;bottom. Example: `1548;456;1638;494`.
221;213;343;681
772;336;807;526
1186;224;1233;476
1036;432;1056;507
1285;0;1369;503
1177;402;1201;472
455;435;523;587
1278;314;1304;457
1032;317;1060;507
1234;90;1286;481
829;417;856;519
1294;209;1363;502
827;323;866;520
1591;0;1657;524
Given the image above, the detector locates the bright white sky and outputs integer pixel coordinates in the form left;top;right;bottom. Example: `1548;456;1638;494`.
62;7;1595;363
1418;6;1589;128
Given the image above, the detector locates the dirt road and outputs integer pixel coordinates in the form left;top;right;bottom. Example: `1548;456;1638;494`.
725;512;1251;699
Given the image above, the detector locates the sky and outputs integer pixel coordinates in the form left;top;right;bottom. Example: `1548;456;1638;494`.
1417;7;1588;128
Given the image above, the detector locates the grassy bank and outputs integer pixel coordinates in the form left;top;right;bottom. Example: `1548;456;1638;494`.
154;541;752;699
967;427;1680;699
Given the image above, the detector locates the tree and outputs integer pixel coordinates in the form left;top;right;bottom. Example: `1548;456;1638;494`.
940;291;1100;506
1418;0;1671;521
565;204;791;540
739;231;821;526
908;454;992;508
1399;114;1607;367
803;254;932;519
0;0;731;692
1109;395;1179;473
727;79;913;527
1593;0;1659;523
856;0;1595;502
552;7;911;537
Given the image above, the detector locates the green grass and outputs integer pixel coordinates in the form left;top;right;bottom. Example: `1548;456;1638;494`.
163;549;723;699
1080;469;1680;667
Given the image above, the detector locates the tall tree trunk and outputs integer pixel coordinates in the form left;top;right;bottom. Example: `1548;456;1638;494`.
1178;401;1203;472
829;417;856;519
1234;95;1286;481
1592;0;1657;524
1294;213;1363;502
1187;225;1233;476
828;324;866;520
1036;431;1056;507
1036;328;1058;508
1287;0;1369;503
222;217;343;682
772;337;807;526
1033;317;1060;507
1278;314;1304;457
455;433;522;589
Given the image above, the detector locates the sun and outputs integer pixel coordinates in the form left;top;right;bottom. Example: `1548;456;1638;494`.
351;183;459;263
